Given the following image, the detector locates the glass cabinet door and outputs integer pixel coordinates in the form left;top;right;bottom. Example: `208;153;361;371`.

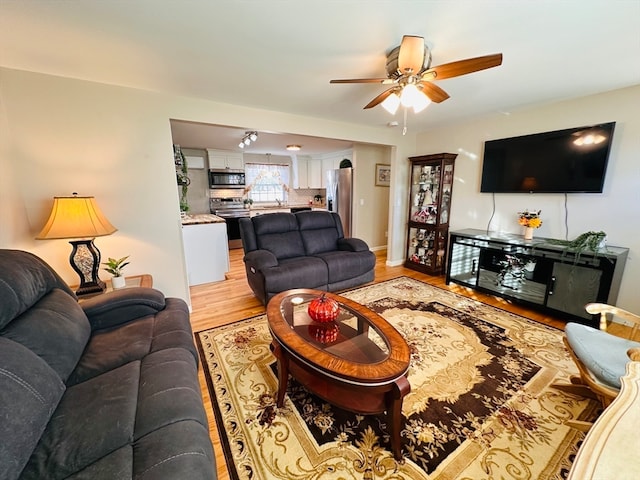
405;153;457;275
406;227;448;270
410;164;441;225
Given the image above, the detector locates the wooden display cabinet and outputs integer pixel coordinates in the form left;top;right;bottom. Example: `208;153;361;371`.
404;153;457;275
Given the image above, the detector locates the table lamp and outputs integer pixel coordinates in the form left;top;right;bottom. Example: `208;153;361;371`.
36;193;117;295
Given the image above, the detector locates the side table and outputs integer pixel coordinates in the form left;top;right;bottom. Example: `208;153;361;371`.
74;274;153;301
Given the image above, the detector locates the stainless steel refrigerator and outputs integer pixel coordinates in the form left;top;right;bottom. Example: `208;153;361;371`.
326;167;353;237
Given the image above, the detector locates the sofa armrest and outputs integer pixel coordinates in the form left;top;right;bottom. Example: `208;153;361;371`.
338;238;370;252
80;287;166;331
244;250;279;272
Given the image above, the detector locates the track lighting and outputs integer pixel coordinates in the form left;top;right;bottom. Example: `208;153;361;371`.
239;131;258;149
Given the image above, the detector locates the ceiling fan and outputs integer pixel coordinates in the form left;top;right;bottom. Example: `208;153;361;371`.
330;35;503;115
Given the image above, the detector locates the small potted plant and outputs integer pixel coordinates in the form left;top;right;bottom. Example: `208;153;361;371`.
102;255;130;289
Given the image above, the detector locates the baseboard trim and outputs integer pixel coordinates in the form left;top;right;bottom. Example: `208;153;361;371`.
386;259;404;267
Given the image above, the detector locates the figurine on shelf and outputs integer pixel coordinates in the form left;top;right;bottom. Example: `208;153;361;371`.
419;166;430;183
414;206;430;222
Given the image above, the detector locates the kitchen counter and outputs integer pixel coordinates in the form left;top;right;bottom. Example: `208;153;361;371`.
181;213;225;225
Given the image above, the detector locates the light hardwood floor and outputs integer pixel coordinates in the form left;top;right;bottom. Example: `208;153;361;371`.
191;248;568;479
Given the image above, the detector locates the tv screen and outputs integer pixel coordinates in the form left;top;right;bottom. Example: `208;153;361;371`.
480;122;615;193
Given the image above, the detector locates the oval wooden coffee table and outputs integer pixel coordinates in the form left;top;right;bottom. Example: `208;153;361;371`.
267;288;411;460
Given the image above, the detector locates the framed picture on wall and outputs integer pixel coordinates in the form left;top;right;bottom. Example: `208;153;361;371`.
375;164;391;187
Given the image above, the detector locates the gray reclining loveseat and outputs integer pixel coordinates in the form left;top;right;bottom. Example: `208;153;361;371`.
239;210;375;305
0;249;215;479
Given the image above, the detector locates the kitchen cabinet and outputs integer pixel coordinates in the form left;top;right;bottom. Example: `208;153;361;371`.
294;157;322;189
295;157;309;189
446;228;629;325
404;153;457;275
206;149;244;170
308;160;322;188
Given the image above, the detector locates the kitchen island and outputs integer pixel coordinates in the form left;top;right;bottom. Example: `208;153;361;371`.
181;214;229;285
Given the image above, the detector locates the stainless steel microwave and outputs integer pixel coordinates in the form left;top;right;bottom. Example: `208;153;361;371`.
209;169;245;187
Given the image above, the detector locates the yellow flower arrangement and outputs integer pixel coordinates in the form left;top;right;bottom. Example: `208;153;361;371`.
518;210;542;228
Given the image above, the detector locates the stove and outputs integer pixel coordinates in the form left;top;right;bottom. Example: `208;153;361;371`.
209;191;249;249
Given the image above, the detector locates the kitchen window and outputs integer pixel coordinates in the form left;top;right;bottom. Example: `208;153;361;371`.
245;163;290;203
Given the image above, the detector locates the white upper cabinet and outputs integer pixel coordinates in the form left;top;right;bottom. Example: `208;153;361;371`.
293;155;319;189
207;149;244;169
293;150;352;189
308;160;322;189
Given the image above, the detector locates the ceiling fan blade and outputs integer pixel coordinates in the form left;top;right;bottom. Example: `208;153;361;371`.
330;78;390;84
418;81;450;103
363;88;396;109
421;53;503;81
398;35;425;74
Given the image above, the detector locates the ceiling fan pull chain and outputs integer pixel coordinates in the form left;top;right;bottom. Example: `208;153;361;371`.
402;108;408;136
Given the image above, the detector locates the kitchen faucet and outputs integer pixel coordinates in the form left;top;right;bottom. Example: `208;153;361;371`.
276;198;282;206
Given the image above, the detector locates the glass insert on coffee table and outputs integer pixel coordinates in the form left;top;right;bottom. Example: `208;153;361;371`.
267;289;411;460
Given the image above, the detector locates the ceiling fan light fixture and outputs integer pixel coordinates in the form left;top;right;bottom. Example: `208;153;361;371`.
399;83;420;107
286;144;301;151
381;92;401;115
412;89;432;113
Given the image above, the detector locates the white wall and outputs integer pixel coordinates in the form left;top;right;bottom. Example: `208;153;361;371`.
0;67;410;304
411;85;640;312
352;143;392;250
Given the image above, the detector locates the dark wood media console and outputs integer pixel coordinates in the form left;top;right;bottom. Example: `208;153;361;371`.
446;229;629;326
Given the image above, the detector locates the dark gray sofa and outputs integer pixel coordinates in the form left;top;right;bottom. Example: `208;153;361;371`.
239;210;375;304
0;249;215;480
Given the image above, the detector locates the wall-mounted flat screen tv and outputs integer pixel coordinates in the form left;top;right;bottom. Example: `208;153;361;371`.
480;122;616;193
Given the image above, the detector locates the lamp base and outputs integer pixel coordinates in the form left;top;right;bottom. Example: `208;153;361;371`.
69;239;106;296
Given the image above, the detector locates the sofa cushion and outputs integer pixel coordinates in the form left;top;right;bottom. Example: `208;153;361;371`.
132;420;215;479
298;211;342;255
68;298;195;385
565;322;640;389
0;339;66;480
22;348;213;480
1;289;90;383
0;250;75;330
22;361;140;479
264;256;328;293
314;250;376;284
254;213;305;259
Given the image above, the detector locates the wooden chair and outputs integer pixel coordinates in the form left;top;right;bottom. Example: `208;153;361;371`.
567;352;640;479
555;303;640;419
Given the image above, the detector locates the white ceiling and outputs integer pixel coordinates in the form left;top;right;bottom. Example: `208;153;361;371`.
2;1;639;156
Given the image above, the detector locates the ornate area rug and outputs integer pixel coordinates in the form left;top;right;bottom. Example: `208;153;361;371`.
196;277;599;479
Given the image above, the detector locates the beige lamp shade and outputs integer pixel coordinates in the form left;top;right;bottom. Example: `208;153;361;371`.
37;195;117;240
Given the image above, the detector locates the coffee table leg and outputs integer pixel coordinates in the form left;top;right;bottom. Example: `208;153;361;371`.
271;341;289;407
388;375;411;460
